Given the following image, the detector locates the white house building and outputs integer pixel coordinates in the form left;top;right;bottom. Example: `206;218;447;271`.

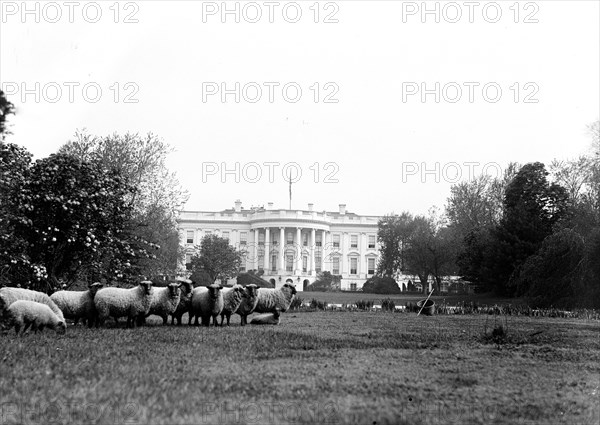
177;200;382;291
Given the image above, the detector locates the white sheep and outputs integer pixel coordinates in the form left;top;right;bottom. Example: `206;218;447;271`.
249;310;280;325
141;282;181;325
0;287;65;324
50;282;103;327
253;283;297;315
94;281;154;328
219;284;245;326
236;284;259;326
5;300;67;335
189;284;223;327
170;278;194;326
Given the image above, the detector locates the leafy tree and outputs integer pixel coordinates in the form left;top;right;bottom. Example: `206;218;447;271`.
490;162;570;295
59;131;189;277
190;235;242;283
0;91;15;139
376;212;415;277
17;154;143;290
306;271;341;292
362;276;401;294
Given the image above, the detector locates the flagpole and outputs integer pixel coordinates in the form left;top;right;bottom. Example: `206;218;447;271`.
288;170;292;210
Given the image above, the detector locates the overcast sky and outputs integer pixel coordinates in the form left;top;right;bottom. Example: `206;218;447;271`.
1;0;599;217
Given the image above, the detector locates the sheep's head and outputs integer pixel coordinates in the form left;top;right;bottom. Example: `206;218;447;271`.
140;281;153;295
54;320;67;334
177;280;194;297
167;283;181;298
243;284;258;298
208;284;222;299
88;282;103;296
283;283;297;295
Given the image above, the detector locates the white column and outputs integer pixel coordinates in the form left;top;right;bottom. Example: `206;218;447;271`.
310;228;316;275
295;227;302;274
265;227;270;272
322;230;329;272
341;232;348;275
279;227;285;272
253;229;259;270
360;232;366;278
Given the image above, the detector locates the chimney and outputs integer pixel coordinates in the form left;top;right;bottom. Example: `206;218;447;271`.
234;200;242;212
267;202;274;210
339;204;346;215
308;203;313;212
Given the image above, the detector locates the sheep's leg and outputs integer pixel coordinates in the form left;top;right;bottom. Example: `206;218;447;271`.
220;314;225;326
14;323;21;335
194;315;200;326
23;321;32;333
161;315;168;325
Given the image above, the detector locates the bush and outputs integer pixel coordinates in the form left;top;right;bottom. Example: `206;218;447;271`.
289;296;303;310
362;276;401;294
381;298;395;311
306;271;341;292
309;298;328;310
355;299;374;310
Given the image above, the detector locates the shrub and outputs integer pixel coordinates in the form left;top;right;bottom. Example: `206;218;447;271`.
289;296;303;310
309;298;328;310
355;299;374;310
236;272;274;288
381;298;395;311
362;276;401;294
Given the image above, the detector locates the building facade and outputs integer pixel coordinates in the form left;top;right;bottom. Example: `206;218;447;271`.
177;201;382;291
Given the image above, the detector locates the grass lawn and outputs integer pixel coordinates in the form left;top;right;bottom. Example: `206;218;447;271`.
297;291;523;306
1;311;598;424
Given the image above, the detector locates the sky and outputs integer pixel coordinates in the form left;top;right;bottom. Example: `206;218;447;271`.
1;0;599;217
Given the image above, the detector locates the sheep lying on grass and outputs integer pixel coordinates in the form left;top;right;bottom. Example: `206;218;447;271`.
253;283;297;315
189;284;223;327
140;283;181;325
5;300;67;335
94;281;153;328
220;284;245;326
170;279;194;326
236;284;259;326
249;310;280;325
0;287;65;324
50;282;103;327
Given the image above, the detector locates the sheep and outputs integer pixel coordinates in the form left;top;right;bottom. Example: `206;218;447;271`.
253;283;297;315
0;287;65;324
189;284;223;327
170;278;194;326
236;284;259;326
249;310;280;325
5;300;67;335
94;281;154;328
219;284;245;326
50;282;103;327
139;282;181;325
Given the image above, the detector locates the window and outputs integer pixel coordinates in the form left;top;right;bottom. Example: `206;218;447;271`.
302;256;307;272
258;252;264;271
239;254;246;272
303;233;308;246
333;234;340;248
186;230;194;244
287;232;293;245
350;283;357;291
185;254;192;270
368;258;375;275
222;231;229;241
315;253;322;272
271;254;277;271
205;230;212;237
368;235;376;249
286;254;294;272
258;233;265;246
350;234;358;248
316;233;322;247
240;232;247;245
350;257;358;275
332;257;340;274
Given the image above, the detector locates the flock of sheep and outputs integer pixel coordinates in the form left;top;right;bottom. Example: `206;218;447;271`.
0;279;298;335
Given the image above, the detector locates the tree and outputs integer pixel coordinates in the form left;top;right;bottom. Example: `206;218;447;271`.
491;162;570;295
306;271;341;292
18;154;144;290
376;212;415;277
59;130;189;276
0;90;15;139
189;235;242;283
237;270;274;288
